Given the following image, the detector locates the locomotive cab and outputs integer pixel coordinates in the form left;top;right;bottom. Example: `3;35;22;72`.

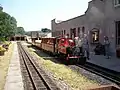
57;37;86;64
58;38;74;54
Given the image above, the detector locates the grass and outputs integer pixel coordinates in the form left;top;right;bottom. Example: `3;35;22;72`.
0;43;14;90
28;47;99;90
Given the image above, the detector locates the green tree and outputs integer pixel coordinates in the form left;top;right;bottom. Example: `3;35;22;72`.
0;10;17;41
16;27;25;35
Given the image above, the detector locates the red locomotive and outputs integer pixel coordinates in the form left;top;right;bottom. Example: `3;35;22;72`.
31;36;86;64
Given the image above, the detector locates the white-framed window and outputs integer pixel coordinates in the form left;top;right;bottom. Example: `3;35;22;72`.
90;28;99;44
114;0;120;7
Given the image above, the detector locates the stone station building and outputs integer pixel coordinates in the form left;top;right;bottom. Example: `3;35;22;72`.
51;0;120;56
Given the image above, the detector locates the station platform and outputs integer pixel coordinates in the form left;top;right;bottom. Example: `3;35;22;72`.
88;52;120;73
4;42;24;90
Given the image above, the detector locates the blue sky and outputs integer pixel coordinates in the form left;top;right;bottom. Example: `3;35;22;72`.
0;0;91;31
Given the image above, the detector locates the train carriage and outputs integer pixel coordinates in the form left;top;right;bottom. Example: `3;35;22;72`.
41;37;56;54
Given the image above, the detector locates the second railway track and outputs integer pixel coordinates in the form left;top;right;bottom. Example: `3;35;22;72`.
76;62;120;86
17;42;60;90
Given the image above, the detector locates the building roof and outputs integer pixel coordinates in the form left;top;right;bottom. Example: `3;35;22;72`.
55;14;85;25
14;34;26;37
52;0;95;25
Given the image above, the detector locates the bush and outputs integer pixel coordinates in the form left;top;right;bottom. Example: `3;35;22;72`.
2;41;11;50
0;37;6;42
0;46;6;52
3;41;11;45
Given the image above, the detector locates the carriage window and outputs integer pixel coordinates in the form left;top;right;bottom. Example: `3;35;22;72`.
50;38;55;44
47;40;50;43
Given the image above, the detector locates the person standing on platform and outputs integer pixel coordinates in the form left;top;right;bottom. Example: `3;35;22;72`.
73;36;84;56
77;37;84;54
104;36;111;59
83;35;90;60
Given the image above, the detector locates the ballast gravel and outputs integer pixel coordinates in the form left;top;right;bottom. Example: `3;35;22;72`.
69;65;116;85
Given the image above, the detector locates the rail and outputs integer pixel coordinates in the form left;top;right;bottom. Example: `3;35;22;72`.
17;42;60;90
77;62;120;86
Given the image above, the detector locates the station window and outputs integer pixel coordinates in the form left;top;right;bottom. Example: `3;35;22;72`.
74;28;76;37
64;30;66;35
70;29;73;38
82;26;85;33
61;30;63;36
67;34;69;37
78;27;80;36
114;0;120;7
70;28;76;38
116;21;120;45
91;29;99;43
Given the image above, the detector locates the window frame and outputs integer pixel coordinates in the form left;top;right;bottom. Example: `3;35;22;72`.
90;28;99;44
116;21;120;45
114;0;120;7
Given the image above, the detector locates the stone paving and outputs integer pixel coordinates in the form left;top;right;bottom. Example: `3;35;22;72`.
4;42;24;90
88;52;120;72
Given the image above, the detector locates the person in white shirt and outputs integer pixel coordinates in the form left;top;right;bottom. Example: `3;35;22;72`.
73;36;84;56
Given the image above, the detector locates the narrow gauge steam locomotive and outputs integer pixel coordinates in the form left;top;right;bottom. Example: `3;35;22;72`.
31;37;86;64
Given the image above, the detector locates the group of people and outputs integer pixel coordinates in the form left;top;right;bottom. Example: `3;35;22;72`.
73;35;111;60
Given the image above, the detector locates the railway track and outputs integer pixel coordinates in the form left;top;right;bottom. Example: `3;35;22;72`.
24;44;120;88
76;62;120;86
17;42;60;90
